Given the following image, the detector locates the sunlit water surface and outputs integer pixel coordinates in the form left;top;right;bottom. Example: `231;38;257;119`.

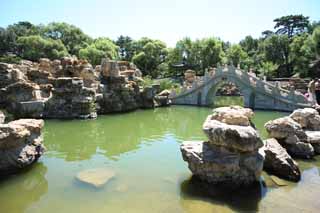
1;105;320;213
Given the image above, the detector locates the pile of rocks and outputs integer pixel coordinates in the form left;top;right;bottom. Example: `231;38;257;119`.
181;106;264;186
0;112;45;176
0;57;163;119
264;108;320;159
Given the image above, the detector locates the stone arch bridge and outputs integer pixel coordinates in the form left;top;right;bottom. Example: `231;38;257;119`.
170;66;312;112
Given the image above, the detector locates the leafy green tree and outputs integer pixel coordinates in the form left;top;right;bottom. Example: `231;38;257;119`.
261;34;290;77
274;15;310;38
43;22;92;56
0;27;16;54
1;21;41;54
259;61;279;78
290;33;315;77
17;35;68;61
79;37;119;66
226;44;247;67
261;30;274;39
132;38;168;78
199;37;225;70
116;35;134;61
312;26;320;56
7;21;40;37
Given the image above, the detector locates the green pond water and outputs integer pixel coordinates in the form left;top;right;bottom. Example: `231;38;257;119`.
1;105;320;213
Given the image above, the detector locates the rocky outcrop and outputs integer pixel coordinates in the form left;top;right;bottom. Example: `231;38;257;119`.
265;116;314;159
0;119;45;176
1;57;164;119
260;138;301;181
290;108;320;131
45;77;96;119
181;106;264;186
0;62;27;88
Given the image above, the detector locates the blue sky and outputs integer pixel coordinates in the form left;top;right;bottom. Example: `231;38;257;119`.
1;0;320;47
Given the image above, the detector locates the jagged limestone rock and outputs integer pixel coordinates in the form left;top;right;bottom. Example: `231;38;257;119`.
261;138;300;181
181;106;264;186
290;108;320;131
0;119;45;176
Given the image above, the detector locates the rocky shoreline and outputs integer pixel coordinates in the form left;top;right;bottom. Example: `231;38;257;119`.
0;57;170;120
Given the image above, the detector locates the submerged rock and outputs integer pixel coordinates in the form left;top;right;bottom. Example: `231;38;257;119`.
76;168;115;188
181;106;264;186
0;119;45;176
261;138;300;181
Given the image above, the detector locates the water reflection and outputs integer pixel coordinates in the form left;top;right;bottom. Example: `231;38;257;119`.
43;107;212;161
180;176;264;212
0;162;48;213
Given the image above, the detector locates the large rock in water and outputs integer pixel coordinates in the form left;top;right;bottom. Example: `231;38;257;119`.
0;119;45;176
181;106;264;186
260;138;300;181
289;108;320;131
265;116;314;159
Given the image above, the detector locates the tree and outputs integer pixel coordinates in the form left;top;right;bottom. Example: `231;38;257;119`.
261;34;290;77
116;35;134;61
0;27;17;54
274;15;310;38
312;26;320;56
17;35;68;61
6;21;40;37
132;38;168;78
79;37;119;66
43;22;92;56
261;30;274;39
226;44;247;67
199;37;225;70
290;33;315;77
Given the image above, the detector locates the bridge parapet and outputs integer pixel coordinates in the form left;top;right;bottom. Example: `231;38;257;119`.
170;66;312;111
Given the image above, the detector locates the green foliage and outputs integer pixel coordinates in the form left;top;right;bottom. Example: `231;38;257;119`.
79;37;119;65
290;34;315;77
43;22;92;56
226;44;248;67
274;14;310;38
132;38;168;78
312;26;320;56
0;55;21;64
116;35;134;61
259;61;279;78
166;37;224;76
17;35;68;61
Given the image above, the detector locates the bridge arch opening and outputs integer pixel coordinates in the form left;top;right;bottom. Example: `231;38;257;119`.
205;76;255;108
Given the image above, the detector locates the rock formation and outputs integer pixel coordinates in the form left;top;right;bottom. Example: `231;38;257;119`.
0;57;161;119
265;108;320;158
265;116;314;159
0;119;45;176
181;106;264;186
260;138;301;181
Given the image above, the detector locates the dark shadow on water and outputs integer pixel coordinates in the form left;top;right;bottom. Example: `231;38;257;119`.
180;175;266;212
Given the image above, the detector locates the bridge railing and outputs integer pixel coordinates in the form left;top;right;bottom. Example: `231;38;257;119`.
170;65;310;106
